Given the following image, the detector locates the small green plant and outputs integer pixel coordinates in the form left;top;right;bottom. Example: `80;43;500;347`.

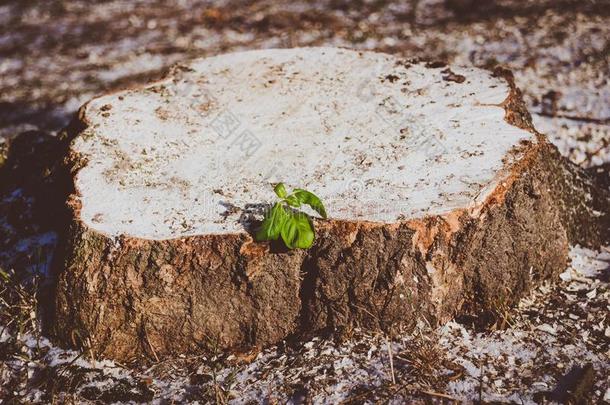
255;183;327;249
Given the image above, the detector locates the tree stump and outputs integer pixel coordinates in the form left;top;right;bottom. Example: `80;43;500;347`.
53;48;605;362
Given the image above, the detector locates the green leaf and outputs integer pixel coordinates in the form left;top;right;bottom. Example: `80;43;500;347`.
255;203;287;241
280;213;297;248
293;189;327;219
284;195;301;208
281;212;315;249
0;268;9;282
274;183;287;199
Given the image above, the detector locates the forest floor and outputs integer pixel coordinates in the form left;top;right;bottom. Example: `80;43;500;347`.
0;0;608;403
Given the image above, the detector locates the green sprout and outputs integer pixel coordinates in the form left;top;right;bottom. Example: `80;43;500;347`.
255;183;327;249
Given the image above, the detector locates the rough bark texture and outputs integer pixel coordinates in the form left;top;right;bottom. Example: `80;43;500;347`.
52;55;608;364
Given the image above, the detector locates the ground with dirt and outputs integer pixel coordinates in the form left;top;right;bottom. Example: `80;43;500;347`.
0;0;608;403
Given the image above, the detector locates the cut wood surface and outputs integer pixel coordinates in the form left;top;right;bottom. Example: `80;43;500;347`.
54;47;607;362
